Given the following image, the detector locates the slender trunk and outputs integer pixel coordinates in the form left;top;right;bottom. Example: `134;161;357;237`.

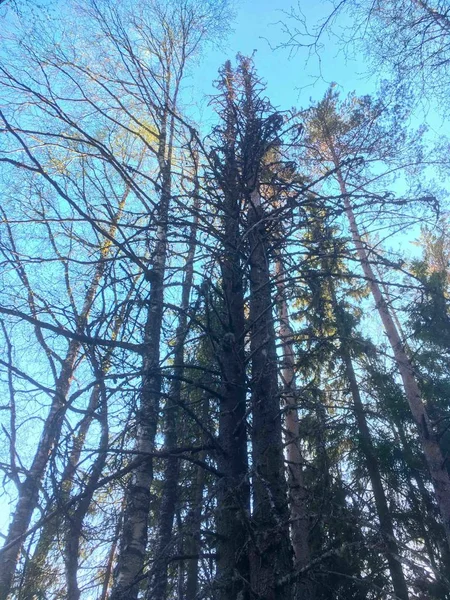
334;165;450;548
20;386;101;599
374;263;408;344
0;345;78;600
100;509;123;600
248;190;292;600
111;119;172;599
330;292;409;599
64;371;109;600
275;257;313;597
185;452;206;600
110;215;167;599
146;189;199;600
62;321;125;600
177;554;184;600
0;196;128;600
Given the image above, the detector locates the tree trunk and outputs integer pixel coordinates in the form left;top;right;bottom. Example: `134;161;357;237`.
335;166;450;549
275;256;313;598
211;59;252;599
248;189;293;600
146;189;199;600
331;291;409;599
185;454;206;600
110;120;172;598
63;351;111;600
0;347;79;600
20;385;101;599
215;175;250;600
100;510;123;600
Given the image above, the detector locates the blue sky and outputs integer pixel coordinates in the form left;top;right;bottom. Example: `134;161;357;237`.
188;0;375;118
186;0;449;145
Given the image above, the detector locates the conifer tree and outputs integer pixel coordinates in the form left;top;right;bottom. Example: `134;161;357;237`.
304;87;450;548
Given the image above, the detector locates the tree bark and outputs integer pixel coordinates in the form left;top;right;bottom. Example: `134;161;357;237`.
110;177;170;599
146;188;199;600
248;189;293;600
331;290;409;599
213;60;251;600
100;509;123;600
185;452;206;600
215;183;250;600
333;162;450;549
275;256;313;598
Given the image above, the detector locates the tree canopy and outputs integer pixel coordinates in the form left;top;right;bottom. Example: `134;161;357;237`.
0;1;450;599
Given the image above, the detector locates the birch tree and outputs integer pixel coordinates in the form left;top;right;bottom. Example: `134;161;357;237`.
0;1;230;598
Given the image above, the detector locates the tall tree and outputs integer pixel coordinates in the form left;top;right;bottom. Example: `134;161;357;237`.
238;57;293;599
208;59;251;600
146;160;200;600
275;254;312;584
304;87;450;548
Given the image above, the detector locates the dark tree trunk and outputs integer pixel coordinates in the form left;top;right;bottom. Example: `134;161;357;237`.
248;189;293;600
185;454;206;600
146;188;199;600
215;181;250;600
213;60;251;600
331;292;409;600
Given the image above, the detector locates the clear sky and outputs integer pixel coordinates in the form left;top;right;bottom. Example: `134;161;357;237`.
187;0;376;121
186;0;449;143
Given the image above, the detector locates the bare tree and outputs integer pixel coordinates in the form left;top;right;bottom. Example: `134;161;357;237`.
284;0;450;112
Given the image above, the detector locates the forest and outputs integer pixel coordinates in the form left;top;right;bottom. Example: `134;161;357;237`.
0;0;450;598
